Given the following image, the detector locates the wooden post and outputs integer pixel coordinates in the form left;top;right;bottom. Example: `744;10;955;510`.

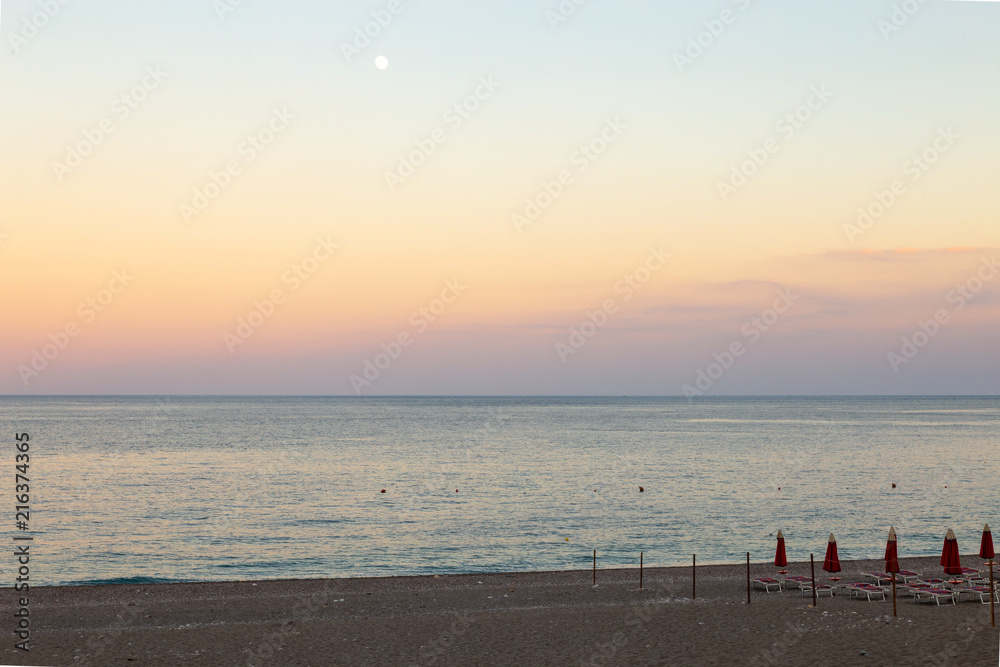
593;550;596;586
693;554;696;600
746;552;750;604
640;552;643;590
891;571;897;617
810;554;817;607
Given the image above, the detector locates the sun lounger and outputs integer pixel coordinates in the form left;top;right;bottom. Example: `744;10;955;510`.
846;583;886;601
959;567;981;578
913;588;957;606
918;578;946;587
781;576;812;589
835;581;857;595
752;578;782;592
958;586;1000;604
897;570;920;583
798;583;834;597
898;582;932;597
863;572;893;585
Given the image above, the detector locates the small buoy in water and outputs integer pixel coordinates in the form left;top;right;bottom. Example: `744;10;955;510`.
565;537;570;541
892;483;896;488
455;489;459;493
778;487;781;490
380;489;386;493
639;486;644;492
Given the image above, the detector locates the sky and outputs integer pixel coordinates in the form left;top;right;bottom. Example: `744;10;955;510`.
1;0;999;395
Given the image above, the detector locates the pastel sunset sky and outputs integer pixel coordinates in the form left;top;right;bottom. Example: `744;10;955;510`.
2;0;998;395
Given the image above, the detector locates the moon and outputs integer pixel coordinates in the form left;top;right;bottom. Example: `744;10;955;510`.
374;55;389;70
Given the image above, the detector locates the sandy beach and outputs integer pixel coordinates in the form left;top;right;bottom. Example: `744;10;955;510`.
3;555;997;666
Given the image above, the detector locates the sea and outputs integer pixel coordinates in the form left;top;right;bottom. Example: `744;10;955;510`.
2;396;997;586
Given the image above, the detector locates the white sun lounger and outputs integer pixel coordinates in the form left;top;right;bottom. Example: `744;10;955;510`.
958;586;1000;604
897;582;932;597
798;583;834;597
752;578;783;592
781;576;811;589
846;584;886;601
917;578;947;588
913;588;957;606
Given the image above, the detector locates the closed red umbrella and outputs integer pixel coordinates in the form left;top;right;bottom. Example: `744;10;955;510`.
822;533;841;573
774;530;788;568
884;526;902;617
980;524;995;561
884;526;900;573
941;529;962;575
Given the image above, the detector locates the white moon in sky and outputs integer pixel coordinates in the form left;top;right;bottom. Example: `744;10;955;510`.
375;56;389;70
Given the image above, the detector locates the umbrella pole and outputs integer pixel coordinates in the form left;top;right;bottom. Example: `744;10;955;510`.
810;554;817;607
746;552;750;605
990;560;995;628
692;554;696;600
593;550;596;586
892;571;897;617
640;552;643;590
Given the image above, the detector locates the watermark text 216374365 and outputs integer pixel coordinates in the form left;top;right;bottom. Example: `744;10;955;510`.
13;432;32;653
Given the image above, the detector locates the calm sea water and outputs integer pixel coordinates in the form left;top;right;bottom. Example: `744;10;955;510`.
2;396;997;586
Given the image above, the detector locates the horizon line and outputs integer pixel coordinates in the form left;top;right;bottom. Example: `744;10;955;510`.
2;394;998;399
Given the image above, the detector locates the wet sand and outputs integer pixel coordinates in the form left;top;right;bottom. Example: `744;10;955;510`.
3;555;997;666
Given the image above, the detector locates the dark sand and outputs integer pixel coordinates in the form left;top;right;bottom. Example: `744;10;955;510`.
3;555;997;666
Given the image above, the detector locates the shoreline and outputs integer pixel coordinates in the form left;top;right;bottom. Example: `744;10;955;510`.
41;552;992;590
6;554;996;666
